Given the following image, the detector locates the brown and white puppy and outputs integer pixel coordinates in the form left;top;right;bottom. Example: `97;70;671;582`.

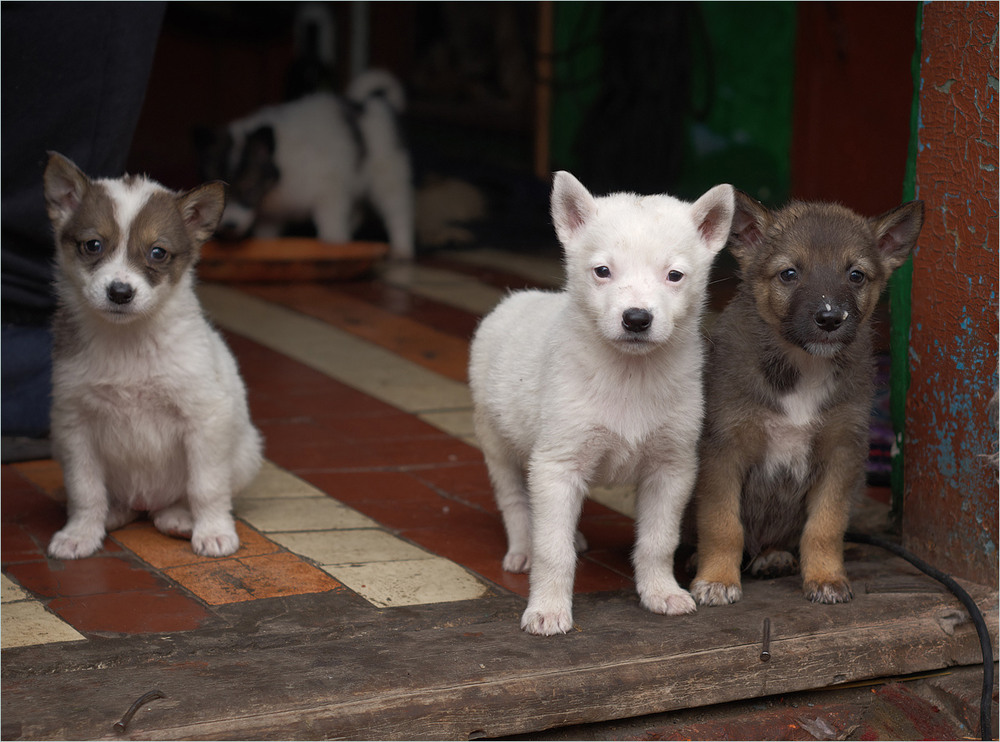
691;192;923;605
43;152;262;560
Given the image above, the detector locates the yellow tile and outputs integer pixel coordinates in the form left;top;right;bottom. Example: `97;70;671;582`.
271;529;430;566
590;484;636;517
1;574;30;603
1;600;85;649
241;460;325;500
328;558;488;608
418;409;477;442
236;496;377;533
198;284;471;416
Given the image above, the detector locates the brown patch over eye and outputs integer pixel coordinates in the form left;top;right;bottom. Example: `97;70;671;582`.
130;191;196;285
61;183;120;268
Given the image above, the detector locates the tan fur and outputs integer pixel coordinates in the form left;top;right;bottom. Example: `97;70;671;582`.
691;193;923;606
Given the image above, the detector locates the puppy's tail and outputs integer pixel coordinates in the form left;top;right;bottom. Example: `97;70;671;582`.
347;69;406;113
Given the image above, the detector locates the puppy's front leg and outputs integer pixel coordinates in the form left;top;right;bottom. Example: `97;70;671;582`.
800;447;860;603
691;451;747;606
184;424;240;558
49;429;109;560
633;464;697;616
521;458;587;635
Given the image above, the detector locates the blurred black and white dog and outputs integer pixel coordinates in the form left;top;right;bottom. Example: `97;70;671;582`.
197;70;414;259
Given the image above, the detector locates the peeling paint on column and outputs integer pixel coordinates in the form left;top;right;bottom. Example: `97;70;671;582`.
902;3;999;585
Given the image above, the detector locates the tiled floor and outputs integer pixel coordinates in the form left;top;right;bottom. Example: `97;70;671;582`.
1;249;640;647
5;248;989;742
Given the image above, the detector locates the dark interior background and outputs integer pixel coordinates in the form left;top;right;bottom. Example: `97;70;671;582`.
126;2;918;255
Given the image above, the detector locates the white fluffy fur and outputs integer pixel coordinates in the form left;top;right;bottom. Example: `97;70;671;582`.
469;171;734;635
45;156;262;560
222;70;414;259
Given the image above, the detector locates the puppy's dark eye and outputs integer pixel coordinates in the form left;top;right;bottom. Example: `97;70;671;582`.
667;270;684;283
594;266;611;279
149;246;169;263
779;268;798;283
80;239;103;256
848;269;866;284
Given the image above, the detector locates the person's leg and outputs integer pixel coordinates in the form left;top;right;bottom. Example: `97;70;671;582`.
1;2;165;455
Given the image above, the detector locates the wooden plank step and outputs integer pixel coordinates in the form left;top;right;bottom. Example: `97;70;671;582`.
2;547;996;740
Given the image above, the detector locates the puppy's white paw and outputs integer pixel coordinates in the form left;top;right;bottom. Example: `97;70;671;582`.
191;526;239;557
503;551;531;573
521;605;574;636
152;506;194;539
48;526;105;560
805;577;853;604
641;588;697;616
690;579;743;607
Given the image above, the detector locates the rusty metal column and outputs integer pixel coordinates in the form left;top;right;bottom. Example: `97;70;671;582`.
902;2;999;585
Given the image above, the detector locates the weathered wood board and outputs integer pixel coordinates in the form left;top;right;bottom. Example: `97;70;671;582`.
2;547;996;740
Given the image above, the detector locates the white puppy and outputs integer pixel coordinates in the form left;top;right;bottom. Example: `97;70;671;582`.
43;152;263;560
469;171;734;635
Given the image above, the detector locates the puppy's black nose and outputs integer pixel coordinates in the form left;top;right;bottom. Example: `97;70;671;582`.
814;307;844;332
107;280;135;305
622;308;653;333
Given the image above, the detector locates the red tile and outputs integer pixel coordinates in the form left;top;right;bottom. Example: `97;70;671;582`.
300;470;433;507
112;521;278;570
4;555;165;598
411;464;498;512
2;483;81;547
402;518;508;574
242;283;471;383
2;464;123;557
345;489;462;531
579;514;636;552
2;522;45;562
269;431;479;472
11;459;64;496
2;465;55;515
584;548;636;580
336;281;482;340
165;552;344;605
48;589;212;634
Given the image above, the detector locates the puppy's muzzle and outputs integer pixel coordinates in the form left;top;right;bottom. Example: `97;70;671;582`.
622;307;653;333
814;305;848;332
107;280;135;305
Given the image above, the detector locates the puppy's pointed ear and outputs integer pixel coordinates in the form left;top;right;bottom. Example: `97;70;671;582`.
43;152;90;229
551;171;597;245
691;184;735;255
870;200;924;271
178;181;227;245
728;190;771;259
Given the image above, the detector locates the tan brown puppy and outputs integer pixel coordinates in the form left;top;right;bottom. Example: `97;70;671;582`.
691;192;923;605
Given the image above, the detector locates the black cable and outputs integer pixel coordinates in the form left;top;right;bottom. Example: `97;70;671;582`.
845;531;995;740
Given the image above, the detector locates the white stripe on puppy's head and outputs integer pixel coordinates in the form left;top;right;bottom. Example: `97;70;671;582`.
43;153;225;325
